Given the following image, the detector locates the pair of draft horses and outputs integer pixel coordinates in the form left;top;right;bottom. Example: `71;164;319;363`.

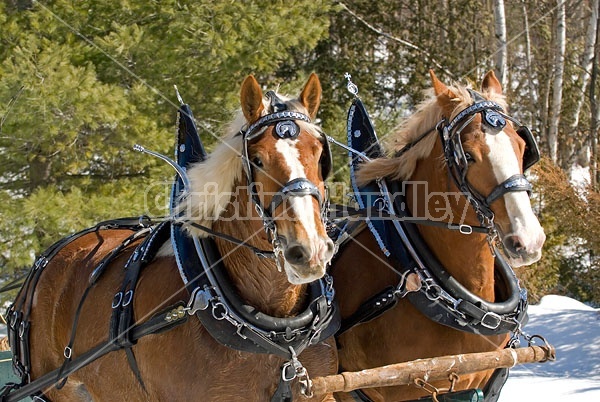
3;70;545;401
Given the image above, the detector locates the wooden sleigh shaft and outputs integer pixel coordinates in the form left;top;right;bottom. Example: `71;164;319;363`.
311;344;555;395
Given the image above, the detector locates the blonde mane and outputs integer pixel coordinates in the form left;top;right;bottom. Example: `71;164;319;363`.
357;82;507;185
177;95;322;237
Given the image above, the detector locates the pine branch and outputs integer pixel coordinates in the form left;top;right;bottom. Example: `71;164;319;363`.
0;86;24;134
337;2;456;79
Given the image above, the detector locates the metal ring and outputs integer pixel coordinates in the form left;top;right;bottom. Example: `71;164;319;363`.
9;311;18;329
425;282;443;301
122;290;134;307
211;302;228;321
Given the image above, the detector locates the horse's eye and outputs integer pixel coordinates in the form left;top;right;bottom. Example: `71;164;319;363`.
252;157;263;168
465;152;475;163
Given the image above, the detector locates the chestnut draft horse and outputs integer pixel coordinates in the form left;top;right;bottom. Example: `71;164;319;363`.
331;71;546;401
5;74;338;401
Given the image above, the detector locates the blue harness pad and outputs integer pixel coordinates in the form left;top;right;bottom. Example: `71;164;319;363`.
346;98;412;267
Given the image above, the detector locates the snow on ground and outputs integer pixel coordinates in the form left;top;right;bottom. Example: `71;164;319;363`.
499;295;600;402
0;295;598;401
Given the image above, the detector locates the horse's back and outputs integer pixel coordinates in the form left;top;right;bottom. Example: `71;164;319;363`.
29;230;132;361
26;229;146;398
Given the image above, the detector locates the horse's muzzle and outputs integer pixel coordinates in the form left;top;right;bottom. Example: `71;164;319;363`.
502;231;545;267
283;237;334;284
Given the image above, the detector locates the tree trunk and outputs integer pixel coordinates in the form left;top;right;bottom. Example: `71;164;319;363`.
592;0;600;188
572;0;598;167
493;0;508;87
522;0;536;129
28;153;53;193
548;0;566;164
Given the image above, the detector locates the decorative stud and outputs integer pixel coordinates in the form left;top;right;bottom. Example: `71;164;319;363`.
165;305;187;322
275;121;300;139
483;110;506;129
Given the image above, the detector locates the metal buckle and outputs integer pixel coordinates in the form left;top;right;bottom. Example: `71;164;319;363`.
112;292;123;309
122;290;133;307
281;361;298;382
18;321;26;338
319;274;335;306
255;203;265;218
34;256;48;271
424;279;443;301
9;311;18;329
458;224;473;235
481;311;502;329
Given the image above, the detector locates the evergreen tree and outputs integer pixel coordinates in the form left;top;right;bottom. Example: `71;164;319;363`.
0;0;333;292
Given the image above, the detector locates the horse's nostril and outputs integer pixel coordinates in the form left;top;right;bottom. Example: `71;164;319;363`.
284;244;310;265
506;235;524;254
325;239;335;257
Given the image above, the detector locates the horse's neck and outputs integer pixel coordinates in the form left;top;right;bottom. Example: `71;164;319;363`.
407;153;496;300
211;194;307;317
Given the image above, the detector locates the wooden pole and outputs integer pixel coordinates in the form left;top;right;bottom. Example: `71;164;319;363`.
311;345;555;395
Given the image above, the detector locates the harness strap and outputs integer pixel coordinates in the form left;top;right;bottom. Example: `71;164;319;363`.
107;220;171;393
328;205;490;235
268;178;323;216
481;368;509;402
57;228;152;390
348;389;373;402
484;174;532;206
337;286;397;336
186;221;276;258
0;303;188;402
6;217;153;388
124;347;147;393
270;375;293;402
110;221;171;349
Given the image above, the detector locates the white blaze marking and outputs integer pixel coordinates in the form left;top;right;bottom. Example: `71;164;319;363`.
485;130;543;251
275;139;319;244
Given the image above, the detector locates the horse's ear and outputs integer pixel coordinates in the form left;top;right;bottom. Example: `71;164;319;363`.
430;70;449;96
299;73;322;120
429;70;457;114
240;75;265;123
481;70;503;95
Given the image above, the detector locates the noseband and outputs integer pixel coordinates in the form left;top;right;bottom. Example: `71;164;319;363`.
238;98;330;258
438;90;540;231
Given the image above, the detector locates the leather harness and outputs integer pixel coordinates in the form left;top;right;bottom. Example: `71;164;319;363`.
1;91;339;402
332;88;537;401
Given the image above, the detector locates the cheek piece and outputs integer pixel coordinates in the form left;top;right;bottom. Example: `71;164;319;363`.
237;94;331;260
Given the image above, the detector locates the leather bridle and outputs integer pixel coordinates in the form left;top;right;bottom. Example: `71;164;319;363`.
238;93;331;263
437;90;540;235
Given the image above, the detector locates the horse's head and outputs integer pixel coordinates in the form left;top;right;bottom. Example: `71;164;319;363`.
430;70;545;266
238;73;334;284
